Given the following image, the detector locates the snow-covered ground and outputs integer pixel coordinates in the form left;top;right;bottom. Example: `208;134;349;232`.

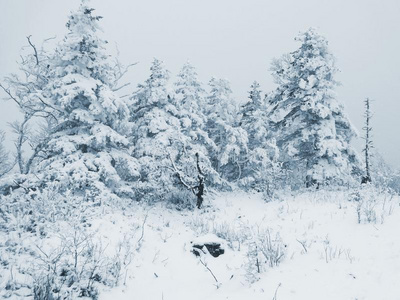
1;189;399;299
88;190;400;300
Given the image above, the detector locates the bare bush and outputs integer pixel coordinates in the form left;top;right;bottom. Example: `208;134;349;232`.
245;228;287;283
350;185;397;224
0;188;136;299
256;229;287;268
212;221;251;251
322;236;354;264
187;215;212;236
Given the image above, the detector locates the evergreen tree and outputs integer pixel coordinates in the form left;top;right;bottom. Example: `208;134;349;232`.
27;2;140;202
130;59;214;206
239;82;282;195
130;58;180;200
205;77;248;181
174;62;207;117
173;62;219;187
370;151;399;191
239;81;268;151
267;28;360;187
174;62;211;149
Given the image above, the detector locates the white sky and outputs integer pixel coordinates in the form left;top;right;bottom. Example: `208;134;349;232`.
0;0;399;168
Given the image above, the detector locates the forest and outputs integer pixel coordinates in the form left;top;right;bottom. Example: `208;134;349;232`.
0;1;399;300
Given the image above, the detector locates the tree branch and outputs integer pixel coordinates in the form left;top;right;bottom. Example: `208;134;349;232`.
27;35;39;65
168;153;195;192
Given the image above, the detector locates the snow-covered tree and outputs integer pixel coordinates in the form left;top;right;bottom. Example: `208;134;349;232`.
0;131;10;178
174;62;207;118
0;35;52;118
18;2;141;202
173;62;211;152
362;98;373;183
205;77;248;181
238;82;282;196
130;59;213;207
267;28;360;187
130;58;180;201
370;151;399;192
173;62;220;189
0;35;55;175
239;82;265;148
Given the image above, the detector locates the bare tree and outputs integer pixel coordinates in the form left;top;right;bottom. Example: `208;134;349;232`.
362;98;373;184
0;36;56;176
0;36;58;119
169;152;206;209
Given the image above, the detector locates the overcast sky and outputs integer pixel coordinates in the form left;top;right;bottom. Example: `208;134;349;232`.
0;0;399;168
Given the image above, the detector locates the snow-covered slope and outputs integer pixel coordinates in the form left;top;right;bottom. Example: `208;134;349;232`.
93;190;400;300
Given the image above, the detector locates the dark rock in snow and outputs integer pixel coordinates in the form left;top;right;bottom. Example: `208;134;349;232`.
191;234;225;257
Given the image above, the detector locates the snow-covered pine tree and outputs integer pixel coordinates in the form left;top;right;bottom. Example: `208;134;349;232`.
370;151;398;191
173;62;220;189
239;81;268;151
205;77;248;182
174;62;210;151
130;59;211;207
238;82;282;196
130;58;181;201
267;28;360;188
174;62;207;118
24;2;140;202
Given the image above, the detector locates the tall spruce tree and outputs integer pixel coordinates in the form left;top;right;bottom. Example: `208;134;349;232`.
173;62;219;187
174;62;207;117
205;77;248;182
239;82;281;195
26;2;140;201
173;62;212;150
267;28;360;187
129;58;179;200
130;59;214;206
239;81;268;151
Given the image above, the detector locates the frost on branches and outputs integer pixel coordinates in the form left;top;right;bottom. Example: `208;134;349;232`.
267;28;360;187
11;3;140;202
0;32;56;178
173;62;220;189
205;77;248;182
129;59;215;207
0;131;10;178
239;82;282;197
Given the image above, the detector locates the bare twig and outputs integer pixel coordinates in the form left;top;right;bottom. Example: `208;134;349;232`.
27;35;39;65
137;210;150;250
113;82;131;92
168;153;194;191
296;239;308;253
199;258;220;287
0;83;21;106
272;283;282;300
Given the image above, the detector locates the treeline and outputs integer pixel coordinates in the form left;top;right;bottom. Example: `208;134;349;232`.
0;2;390;208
